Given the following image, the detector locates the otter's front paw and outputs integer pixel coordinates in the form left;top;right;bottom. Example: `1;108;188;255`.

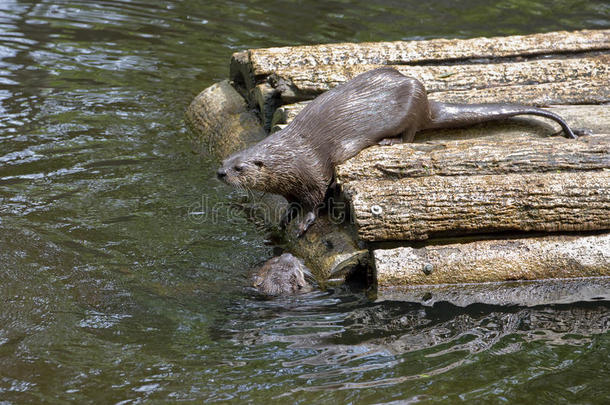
295;212;316;238
279;203;299;230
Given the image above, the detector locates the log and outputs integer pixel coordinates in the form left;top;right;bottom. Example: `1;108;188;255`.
346;170;610;242
259;55;609;103
337;134;610;182
272;104;610;137
185;80;267;157
374;234;610;286
287;216;368;286
189;30;610;294
233;29;610;84
376;277;610;307
412;105;610;143
337;133;610;242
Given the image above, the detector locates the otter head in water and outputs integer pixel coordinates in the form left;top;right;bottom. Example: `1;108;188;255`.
251;253;314;296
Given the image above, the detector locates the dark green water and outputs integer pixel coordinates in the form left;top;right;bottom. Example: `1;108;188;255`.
1;0;609;403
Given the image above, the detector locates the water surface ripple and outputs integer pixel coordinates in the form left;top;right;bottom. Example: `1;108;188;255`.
0;0;608;403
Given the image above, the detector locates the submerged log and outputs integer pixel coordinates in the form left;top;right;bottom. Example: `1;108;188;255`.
185;80;266;157
374;234;610;286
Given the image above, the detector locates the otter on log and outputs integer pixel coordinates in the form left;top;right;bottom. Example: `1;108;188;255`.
217;67;578;236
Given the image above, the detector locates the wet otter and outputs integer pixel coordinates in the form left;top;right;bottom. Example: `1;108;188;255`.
218;67;579;236
251;253;313;296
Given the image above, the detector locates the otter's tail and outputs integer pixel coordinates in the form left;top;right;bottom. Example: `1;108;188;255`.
427;101;576;139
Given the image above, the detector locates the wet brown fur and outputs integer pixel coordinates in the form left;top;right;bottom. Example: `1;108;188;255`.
251;253;313;296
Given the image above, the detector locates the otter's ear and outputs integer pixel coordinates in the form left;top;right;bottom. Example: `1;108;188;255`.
254;160;264;168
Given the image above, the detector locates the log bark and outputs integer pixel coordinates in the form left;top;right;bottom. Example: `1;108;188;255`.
376;277;610;307
275;104;610;140
337;133;610;242
185;80;266;157
345;170;610;242
232;29;609;84
337;134;610;182
374;234;610;286
190;30;610;292
261;55;609;103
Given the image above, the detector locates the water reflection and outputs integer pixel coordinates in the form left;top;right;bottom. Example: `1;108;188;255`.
0;0;608;402
227;296;609;401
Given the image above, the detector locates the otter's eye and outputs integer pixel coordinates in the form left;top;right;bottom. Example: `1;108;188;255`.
254;160;264;168
234;164;243;172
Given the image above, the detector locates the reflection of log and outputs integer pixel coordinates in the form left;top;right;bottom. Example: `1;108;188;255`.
374;234;610;286
338;135;610;242
185;80;366;284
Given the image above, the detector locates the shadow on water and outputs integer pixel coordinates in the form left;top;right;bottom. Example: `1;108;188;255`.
0;0;608;403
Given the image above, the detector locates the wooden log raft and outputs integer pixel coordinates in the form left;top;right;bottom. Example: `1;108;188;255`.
375;234;610;286
336;135;610;242
187;29;610;297
231;29;610;125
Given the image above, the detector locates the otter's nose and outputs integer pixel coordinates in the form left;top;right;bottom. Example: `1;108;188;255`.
217;167;227;179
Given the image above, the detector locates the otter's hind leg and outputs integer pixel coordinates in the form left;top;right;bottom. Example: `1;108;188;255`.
400;128;418;143
378;128;417;145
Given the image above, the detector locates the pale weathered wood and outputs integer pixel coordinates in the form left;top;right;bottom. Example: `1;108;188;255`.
345;171;610;242
262;55;609;103
253;82;280;131
374;234;610;286
376;277;610;307
192;30;610;290
234;29;609;81
412;105;610;143
337;134;610;182
185;80;267;157
232;30;609;126
430;78;608;106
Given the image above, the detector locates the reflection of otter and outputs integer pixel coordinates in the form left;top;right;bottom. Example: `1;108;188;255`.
218;67;578;236
252;253;313;296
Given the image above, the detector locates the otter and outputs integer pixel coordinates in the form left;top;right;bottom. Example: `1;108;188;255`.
218;67;579;236
251;253;313;296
